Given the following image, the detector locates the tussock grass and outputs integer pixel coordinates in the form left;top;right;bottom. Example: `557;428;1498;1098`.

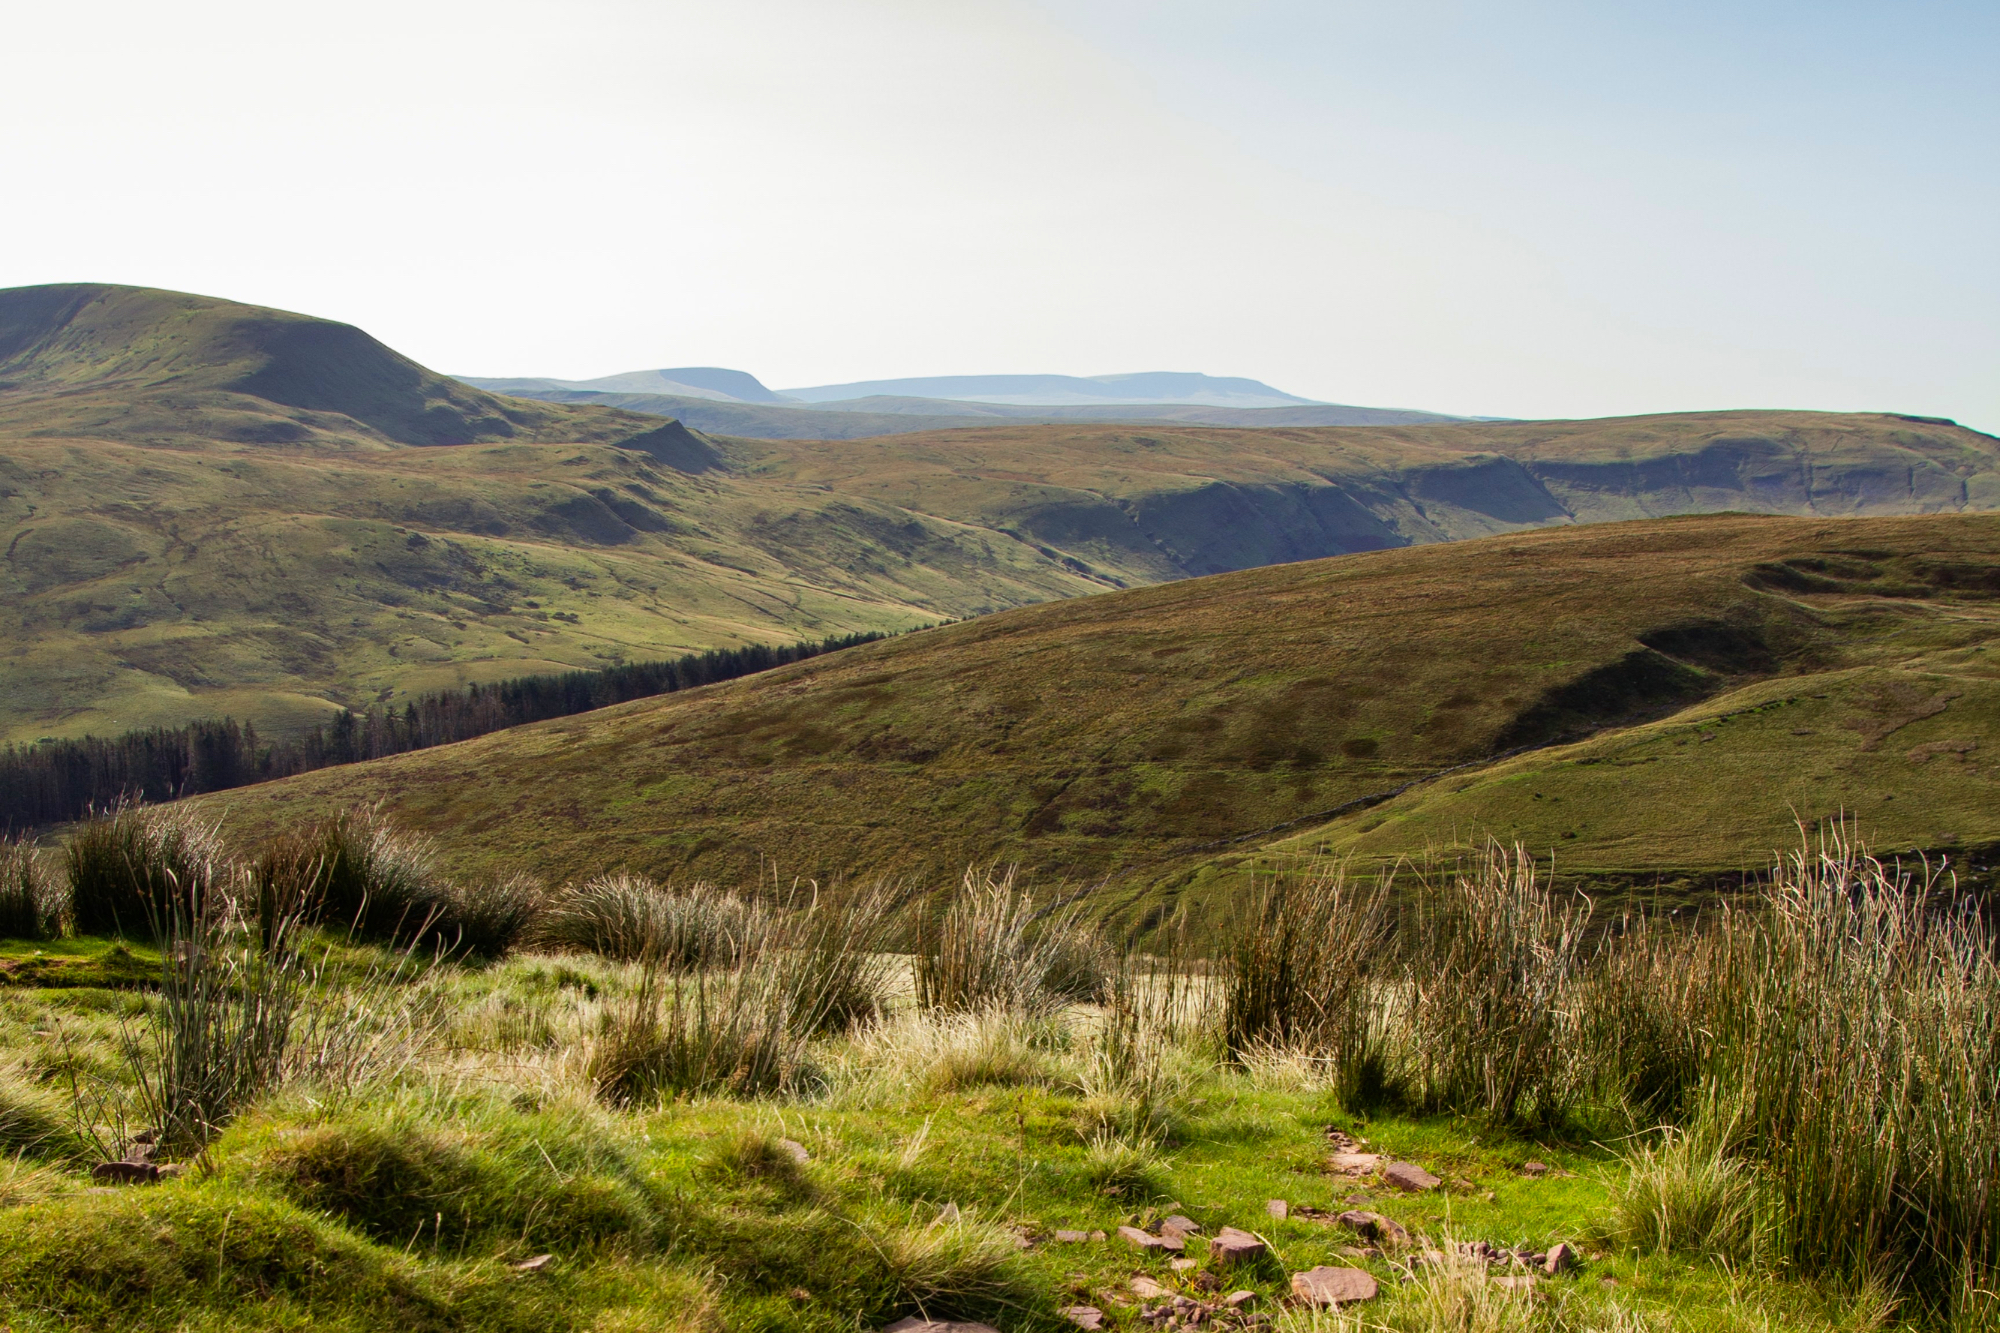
0;837;60;940
1080;1129;1168;1198
256;808;539;959
915;867;1110;1014
1604;1116;1763;1263
535;873;759;969
65;803;225;940
124;864;312;1156
1226;864;1389;1106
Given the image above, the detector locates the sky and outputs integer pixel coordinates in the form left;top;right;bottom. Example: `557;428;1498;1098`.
2;0;1994;427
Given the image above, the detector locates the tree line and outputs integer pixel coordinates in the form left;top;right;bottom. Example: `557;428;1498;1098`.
0;631;888;831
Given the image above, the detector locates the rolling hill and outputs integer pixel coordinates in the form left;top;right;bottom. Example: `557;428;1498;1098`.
5;281;1998;749
198;513;2000;911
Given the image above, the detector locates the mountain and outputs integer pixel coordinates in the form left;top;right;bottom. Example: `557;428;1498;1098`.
490;389;1463;438
199;512;2000;909
4;282;1997;748
462;367;786;403
779;371;1318;408
0;284;707;456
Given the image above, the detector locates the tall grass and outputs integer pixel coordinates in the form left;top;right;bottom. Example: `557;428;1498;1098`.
535;873;760;969
1704;833;2000;1312
590;882;901;1104
1224;865;1388;1107
253;807;535;958
1398;844;1591;1126
126;859;312;1156
66;803;224;939
0;837;61;940
915;867;1110;1014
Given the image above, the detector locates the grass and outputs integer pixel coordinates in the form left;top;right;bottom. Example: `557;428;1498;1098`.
195;512;2000;918
0;854;1977;1332
0;835;58;939
65;803;228;940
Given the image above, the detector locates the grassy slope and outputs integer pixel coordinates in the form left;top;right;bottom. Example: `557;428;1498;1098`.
0;950;1887;1333
6;283;1998;744
0;286;1104;741
196;513;2000;902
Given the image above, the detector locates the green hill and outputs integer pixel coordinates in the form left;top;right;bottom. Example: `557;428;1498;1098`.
5;282;1998;745
197;513;2000;908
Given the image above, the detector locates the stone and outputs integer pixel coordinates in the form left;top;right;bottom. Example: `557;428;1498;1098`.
512;1253;552;1272
1170;1257;1196;1272
1383;1161;1442;1192
1053;1230;1091;1243
1119;1225;1183;1252
1089;1231;1106;1242
776;1138;810;1165
1160;1214;1201;1238
1291;1265;1379;1306
90;1160;161;1185
1208;1226;1267;1265
1335;1210;1409;1247
1062;1307;1106;1330
880;1320;1001;1333
1543;1242;1579;1275
1224;1290;1258;1308
1265;1198;1288;1220
1520;1160;1549;1177
1329;1152;1383;1175
1130;1275;1170;1299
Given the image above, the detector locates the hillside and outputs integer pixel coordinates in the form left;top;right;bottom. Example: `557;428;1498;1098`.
198;513;2000;906
6;282;1998;745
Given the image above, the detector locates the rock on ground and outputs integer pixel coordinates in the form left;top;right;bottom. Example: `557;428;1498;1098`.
1291;1265;1380;1306
1383;1161;1442;1192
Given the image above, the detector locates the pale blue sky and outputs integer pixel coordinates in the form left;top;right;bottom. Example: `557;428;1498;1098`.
2;1;1993;428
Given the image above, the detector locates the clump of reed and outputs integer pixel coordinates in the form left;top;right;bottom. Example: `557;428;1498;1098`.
253;807;535;959
590;882;901;1105
534;873;760;969
1397;844;1591;1126
1224;865;1389;1108
914;867;1111;1014
124;854;314;1156
1701;833;2000;1314
65;803;225;939
0;837;63;940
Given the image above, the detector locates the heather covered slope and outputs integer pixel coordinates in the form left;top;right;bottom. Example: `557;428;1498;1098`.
198;513;2000;899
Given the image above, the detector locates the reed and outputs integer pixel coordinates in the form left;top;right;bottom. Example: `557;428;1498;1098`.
914;867;1108;1015
65;803;224;940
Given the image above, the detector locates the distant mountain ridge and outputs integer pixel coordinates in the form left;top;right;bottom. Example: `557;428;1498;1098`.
465;367;787;404
780;371;1319;408
497;389;1464;439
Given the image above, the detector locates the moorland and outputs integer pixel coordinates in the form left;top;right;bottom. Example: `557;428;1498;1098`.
4;282;1995;745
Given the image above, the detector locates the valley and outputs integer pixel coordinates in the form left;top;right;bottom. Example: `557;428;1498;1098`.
4;283;1995;747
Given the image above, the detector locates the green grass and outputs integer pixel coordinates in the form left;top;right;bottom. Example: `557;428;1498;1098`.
0;936;1921;1333
5;283;1997;744
198;513;2000;908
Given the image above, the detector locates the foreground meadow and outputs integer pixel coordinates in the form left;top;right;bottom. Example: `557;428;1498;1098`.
0;808;1992;1332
